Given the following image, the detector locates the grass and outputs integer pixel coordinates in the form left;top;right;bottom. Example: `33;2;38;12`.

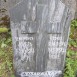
0;28;8;33
0;33;15;77
0;20;77;77
64;19;77;77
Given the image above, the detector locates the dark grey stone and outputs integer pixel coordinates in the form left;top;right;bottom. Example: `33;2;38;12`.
10;0;72;77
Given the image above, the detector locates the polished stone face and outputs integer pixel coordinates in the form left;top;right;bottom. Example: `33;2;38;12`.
10;0;72;77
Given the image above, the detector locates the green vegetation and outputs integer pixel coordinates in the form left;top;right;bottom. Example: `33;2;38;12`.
0;20;77;77
64;19;77;77
0;32;15;77
0;28;8;33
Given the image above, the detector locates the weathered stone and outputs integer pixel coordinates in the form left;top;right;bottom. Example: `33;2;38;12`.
61;0;76;19
10;0;72;77
0;0;77;19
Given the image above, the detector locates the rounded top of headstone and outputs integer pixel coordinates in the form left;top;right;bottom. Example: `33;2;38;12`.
10;0;72;22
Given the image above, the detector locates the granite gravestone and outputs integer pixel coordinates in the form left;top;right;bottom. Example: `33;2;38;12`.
10;0;72;77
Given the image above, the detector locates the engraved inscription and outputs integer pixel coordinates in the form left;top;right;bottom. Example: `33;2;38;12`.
21;71;62;77
48;34;66;59
47;34;67;70
15;35;35;62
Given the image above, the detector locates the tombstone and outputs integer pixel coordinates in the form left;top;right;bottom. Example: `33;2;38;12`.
10;0;72;77
8;0;21;8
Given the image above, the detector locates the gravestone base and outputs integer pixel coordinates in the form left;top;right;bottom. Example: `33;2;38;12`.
15;71;62;77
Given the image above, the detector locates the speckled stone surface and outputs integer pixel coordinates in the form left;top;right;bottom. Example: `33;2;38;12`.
10;0;72;77
0;0;76;19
